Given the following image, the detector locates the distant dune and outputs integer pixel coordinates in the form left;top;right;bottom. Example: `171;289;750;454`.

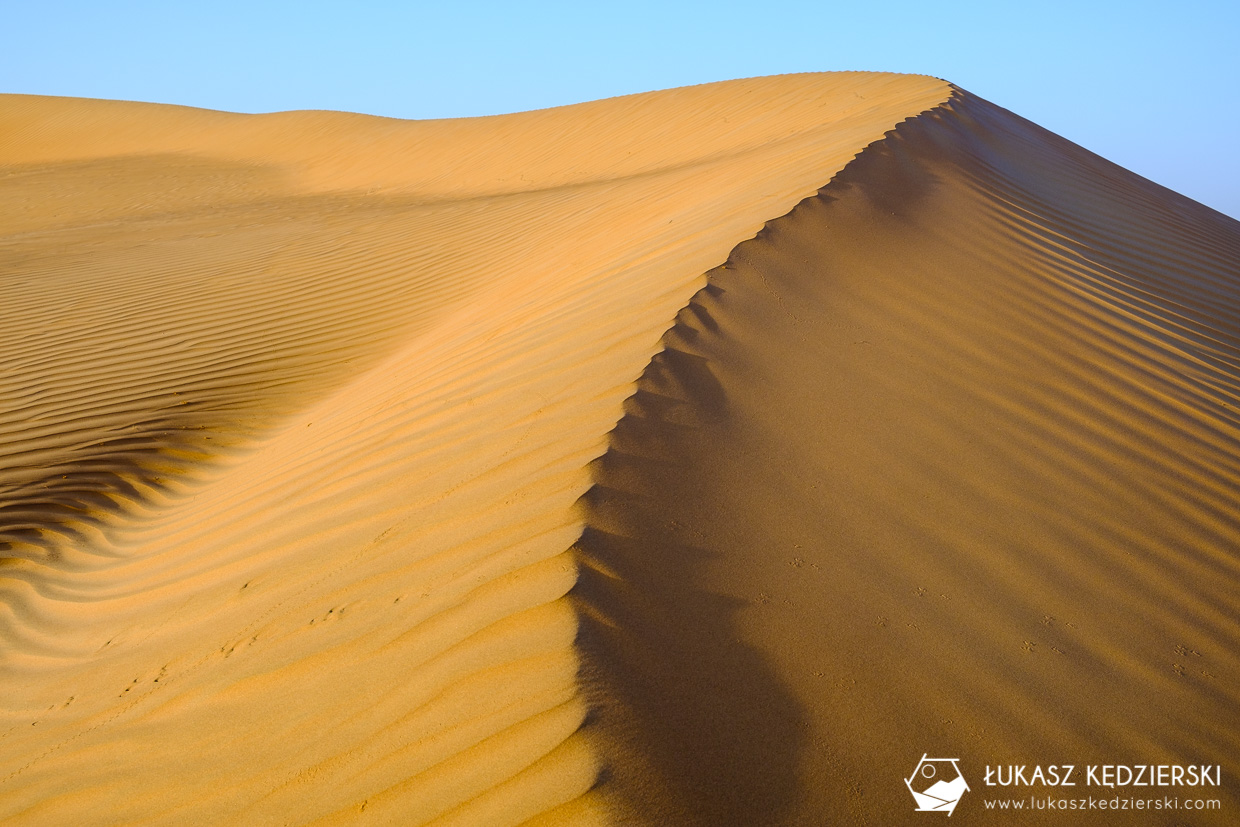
1;73;1237;825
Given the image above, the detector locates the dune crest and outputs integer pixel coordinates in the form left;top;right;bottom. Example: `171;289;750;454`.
575;88;1240;825
0;74;951;824
5;72;1237;826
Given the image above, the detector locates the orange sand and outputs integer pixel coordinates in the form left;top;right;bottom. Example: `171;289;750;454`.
2;73;1238;825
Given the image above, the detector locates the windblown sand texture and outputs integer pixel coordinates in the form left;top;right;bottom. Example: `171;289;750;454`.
2;72;1238;825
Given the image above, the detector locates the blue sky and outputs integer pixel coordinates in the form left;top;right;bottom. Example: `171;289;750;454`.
5;1;1238;218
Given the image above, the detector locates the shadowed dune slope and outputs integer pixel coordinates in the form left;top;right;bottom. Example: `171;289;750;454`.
0;74;952;824
575;89;1240;825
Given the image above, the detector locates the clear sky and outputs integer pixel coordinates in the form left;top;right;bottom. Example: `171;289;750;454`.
5;1;1238;219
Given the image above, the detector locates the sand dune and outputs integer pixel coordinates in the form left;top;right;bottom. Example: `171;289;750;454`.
574;89;1240;825
1;74;948;824
2;72;1238;825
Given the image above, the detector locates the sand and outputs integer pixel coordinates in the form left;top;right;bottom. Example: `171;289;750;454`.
2;72;1238;825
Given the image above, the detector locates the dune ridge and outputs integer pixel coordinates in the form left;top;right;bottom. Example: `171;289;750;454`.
575;87;1240;824
4;72;1237;825
0;74;952;824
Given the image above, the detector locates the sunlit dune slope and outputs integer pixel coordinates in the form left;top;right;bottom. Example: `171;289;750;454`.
575;89;1240;825
0;73;952;825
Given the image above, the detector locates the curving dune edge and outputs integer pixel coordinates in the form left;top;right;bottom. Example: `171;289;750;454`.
2;73;1239;825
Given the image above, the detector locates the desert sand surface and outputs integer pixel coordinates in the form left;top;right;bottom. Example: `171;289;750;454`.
1;71;1238;825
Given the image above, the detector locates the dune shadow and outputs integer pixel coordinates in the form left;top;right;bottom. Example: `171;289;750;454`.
570;321;809;825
